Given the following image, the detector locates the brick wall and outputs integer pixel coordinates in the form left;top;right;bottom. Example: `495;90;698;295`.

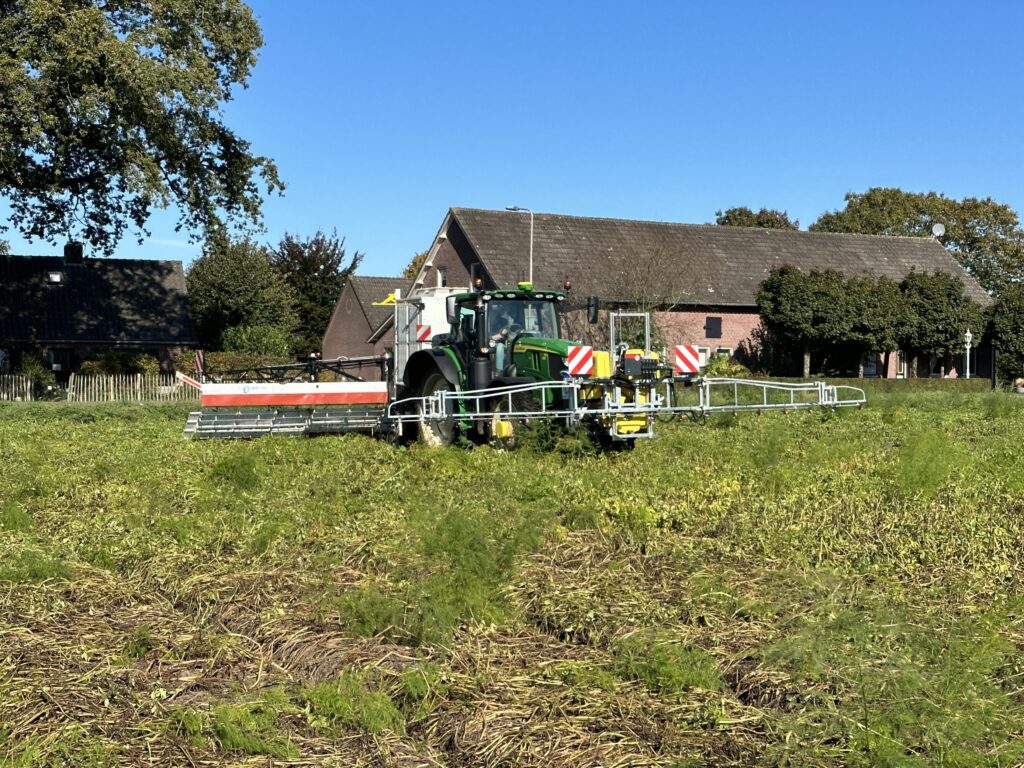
420;239;472;291
654;309;761;358
322;281;373;361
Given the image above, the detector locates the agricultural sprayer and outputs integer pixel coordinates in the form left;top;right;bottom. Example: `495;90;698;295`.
182;283;866;443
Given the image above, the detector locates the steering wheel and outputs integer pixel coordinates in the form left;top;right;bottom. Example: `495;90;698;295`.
506;327;539;349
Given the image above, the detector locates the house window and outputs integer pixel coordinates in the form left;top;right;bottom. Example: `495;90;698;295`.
705;316;722;339
437;267;448;288
47;272;63;284
716;347;732;358
696;346;710;366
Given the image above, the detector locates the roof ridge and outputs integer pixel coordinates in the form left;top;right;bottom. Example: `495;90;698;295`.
4;254;187;266
451;207;945;243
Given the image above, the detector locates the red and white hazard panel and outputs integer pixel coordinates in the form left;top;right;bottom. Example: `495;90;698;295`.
566;345;594;376
416;324;431;342
674;344;702;375
200;381;389;408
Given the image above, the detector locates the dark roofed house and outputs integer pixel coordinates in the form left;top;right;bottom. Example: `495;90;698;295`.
0;250;197;378
410;208;991;378
322;275;412;379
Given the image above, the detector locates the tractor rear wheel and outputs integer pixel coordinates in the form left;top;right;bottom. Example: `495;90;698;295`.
417;371;456;447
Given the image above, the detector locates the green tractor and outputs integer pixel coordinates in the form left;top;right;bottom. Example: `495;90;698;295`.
401;283;576;445
400;282;654;446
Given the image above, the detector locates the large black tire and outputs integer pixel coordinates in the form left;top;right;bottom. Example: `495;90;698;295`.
417;371;456;447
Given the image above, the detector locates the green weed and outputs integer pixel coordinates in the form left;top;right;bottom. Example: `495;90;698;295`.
0;548;69;583
336;585;405;637
120;625;154;662
3;726;119;767
303;671;405;735
550;661;619;691
613;632;723;694
0;503;31;532
209;689;296;758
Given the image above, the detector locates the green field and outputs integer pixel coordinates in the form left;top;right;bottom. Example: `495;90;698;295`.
2;391;1024;767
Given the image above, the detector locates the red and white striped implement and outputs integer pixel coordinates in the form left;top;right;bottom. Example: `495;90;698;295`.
200;381;389;408
416;324;431;343
674;344;702;375
175;371;202;390
566;345;594;376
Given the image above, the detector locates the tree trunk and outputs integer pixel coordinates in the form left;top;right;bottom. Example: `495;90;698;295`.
882;350;891;379
802;348;811;379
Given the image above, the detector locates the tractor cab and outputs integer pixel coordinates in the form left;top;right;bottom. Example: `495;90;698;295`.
446;284;567;385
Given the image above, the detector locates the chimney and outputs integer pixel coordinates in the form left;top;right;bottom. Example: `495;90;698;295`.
64;241;84;265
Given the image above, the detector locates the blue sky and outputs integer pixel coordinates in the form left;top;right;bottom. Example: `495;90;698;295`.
4;0;1024;275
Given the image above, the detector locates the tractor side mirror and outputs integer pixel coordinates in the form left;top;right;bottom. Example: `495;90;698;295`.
587;296;599;324
445;295;458;326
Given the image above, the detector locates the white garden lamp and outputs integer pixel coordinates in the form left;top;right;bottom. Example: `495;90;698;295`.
965;328;973;379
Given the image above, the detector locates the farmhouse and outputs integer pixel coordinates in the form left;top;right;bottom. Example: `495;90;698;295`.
0;245;197;378
408;208;991;378
322;275;412;379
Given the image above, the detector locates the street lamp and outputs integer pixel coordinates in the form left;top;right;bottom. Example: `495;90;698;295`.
505;206;534;285
965;328;973;379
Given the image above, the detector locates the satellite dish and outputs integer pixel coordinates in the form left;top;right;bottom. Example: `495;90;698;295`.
932;223;946;238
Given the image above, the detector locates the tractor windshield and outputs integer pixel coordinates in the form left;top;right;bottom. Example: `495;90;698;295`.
487;300;559;339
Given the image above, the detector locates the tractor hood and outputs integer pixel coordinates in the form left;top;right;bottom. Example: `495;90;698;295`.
514;336;573;357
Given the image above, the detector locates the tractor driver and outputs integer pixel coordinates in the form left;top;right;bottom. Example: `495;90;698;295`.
488;303;525;373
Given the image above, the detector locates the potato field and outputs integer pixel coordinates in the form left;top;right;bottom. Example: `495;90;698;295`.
2;389;1024;767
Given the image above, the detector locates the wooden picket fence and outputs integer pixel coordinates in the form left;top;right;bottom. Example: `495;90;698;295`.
0;375;33;401
66;373;199;403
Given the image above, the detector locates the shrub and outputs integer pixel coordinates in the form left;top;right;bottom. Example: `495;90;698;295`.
77;352;161;376
16;351;58;399
172;348;293;376
703;354;751;378
222;324;291;357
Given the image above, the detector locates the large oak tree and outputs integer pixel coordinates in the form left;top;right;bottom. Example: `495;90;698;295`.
0;0;281;254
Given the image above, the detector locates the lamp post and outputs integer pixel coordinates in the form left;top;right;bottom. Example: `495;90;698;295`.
505;206;534;285
965;328;973;379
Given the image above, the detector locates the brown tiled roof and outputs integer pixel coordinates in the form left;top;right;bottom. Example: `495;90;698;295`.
450;208;991;306
349;276;412;330
0;255;197;345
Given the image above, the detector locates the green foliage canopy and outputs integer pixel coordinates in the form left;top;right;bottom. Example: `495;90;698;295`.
990;284;1024;380
186;238;298;350
757;266;982;375
846;275;910;355
221;324;291;357
0;0;282;255
899;270;984;358
715;206;799;230
811;188;1024;295
271;231;362;356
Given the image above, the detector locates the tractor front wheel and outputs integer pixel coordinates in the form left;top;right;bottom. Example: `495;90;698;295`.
417;371;456;447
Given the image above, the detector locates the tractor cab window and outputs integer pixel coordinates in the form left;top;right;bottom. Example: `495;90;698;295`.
486;300;559;340
457;307;476;342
